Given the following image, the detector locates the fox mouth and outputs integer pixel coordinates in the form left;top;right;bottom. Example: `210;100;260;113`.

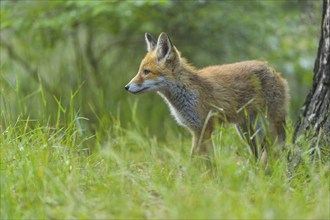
131;87;150;94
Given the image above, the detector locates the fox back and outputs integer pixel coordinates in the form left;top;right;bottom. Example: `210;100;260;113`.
125;32;289;159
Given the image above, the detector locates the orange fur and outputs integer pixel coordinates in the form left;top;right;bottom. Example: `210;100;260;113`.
125;33;289;160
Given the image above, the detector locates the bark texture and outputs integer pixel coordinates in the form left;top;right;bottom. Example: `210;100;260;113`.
293;0;330;146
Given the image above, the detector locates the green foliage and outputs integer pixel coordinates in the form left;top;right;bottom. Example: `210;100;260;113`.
0;0;322;135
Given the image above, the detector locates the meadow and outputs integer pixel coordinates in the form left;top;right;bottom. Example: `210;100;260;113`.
1;96;329;218
1;1;329;219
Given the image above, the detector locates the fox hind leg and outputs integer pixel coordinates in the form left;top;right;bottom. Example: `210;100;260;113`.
236;114;269;161
273;119;286;144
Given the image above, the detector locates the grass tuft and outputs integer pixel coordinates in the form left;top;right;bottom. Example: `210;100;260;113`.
1;113;329;219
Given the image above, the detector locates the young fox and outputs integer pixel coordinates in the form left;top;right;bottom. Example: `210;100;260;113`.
125;32;289;159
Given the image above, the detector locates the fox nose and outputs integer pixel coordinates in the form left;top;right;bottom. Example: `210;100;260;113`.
125;85;129;91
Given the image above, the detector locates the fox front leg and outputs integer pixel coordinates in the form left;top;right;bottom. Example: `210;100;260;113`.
190;125;213;157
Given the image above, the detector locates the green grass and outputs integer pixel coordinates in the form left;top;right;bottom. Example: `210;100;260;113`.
1;114;329;219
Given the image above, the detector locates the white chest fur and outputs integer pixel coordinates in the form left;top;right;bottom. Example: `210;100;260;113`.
157;83;201;130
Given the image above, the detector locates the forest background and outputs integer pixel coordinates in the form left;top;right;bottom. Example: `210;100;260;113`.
1;0;322;135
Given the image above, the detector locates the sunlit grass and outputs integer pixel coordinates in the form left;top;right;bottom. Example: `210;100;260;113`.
1;111;329;219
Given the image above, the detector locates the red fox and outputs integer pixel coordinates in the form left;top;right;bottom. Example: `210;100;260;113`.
125;32;289;160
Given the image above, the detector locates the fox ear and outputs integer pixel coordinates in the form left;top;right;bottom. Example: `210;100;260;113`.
156;32;174;62
145;33;156;52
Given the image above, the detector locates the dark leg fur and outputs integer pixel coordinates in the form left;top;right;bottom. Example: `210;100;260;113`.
269;117;286;145
236;114;271;161
236;119;259;159
190;123;213;156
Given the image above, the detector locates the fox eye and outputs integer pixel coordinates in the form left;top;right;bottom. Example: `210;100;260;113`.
143;69;150;75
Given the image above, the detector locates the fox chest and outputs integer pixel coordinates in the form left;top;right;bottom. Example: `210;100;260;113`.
158;91;201;130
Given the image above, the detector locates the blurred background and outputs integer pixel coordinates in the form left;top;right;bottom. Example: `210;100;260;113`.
0;0;322;141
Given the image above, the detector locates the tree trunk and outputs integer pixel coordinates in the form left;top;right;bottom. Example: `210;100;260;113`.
293;0;330;149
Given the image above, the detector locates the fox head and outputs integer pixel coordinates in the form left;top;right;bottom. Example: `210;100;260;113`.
125;32;180;94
